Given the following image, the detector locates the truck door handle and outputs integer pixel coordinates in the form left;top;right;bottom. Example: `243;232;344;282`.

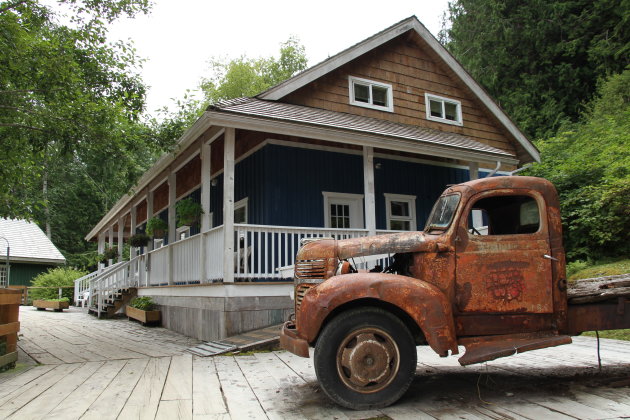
543;254;558;261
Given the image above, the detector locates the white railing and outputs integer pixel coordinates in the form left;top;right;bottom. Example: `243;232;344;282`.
81;224;402;306
73;260;126;306
233;224;370;280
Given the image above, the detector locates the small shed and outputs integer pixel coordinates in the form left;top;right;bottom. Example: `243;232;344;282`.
0;219;66;287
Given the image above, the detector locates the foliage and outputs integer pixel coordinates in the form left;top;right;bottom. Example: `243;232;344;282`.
145;217;168;237
38;297;70;302
102;246;118;261
582;329;630;341
441;0;629;139
526;70;630;261
129;233;150;247
200;37;308;105
176;198;203;227
29;267;87;301
568;258;630;281
129;296;154;311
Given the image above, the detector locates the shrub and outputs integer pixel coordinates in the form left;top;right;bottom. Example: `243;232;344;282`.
129;296;155;311
30;267;87;301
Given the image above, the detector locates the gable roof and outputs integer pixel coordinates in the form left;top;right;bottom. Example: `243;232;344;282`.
0;219;66;264
258;16;539;163
208;98;514;163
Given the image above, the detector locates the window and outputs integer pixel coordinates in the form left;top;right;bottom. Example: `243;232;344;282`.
425;194;461;231
467;195;540;236
176;226;190;240
349;76;394;112
425;93;462;126
234;197;248;224
323;192;364;229
385;194;416;231
0;265;6;287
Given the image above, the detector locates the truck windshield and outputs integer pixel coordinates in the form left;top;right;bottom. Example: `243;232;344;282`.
425;194;460;231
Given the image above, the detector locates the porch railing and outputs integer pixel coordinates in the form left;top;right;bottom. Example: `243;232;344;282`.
78;224;402;307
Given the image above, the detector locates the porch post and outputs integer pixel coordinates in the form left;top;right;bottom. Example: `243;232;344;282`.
468;161;479;180
168;171;177;245
97;232;105;273
147;189;154;252
108;225;114;265
117;216;124;263
200;142;212;232
363;146;376;236
223;127;235;283
130;205;137;259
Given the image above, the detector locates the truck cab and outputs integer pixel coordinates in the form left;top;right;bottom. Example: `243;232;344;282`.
279;176;625;410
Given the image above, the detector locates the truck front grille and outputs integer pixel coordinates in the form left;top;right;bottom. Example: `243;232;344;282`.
295;259;327;280
295;284;315;312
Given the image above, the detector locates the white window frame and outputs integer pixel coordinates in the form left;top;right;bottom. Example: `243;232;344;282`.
234;197;248;224
424;93;463;126
322;192;364;229
384;193;417;231
348;76;394;112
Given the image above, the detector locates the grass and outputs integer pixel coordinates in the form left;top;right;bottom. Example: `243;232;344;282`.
568;258;630;281
570;258;630;341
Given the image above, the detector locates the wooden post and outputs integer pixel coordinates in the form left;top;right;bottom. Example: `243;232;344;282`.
168;171;177;245
147;189;154;252
468;161;479;180
363;146;376;236
130;205;137;260
98;232;105;273
200;142;212;232
223;127;235;283
108;225;114;266
117;216;124;263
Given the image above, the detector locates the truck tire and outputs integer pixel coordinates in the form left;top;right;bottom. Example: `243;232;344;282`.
314;307;417;409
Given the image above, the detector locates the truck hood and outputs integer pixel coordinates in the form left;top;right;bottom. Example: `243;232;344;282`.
297;231;449;261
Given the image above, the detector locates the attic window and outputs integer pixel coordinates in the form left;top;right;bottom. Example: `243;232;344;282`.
349;76;393;112
425;93;462;126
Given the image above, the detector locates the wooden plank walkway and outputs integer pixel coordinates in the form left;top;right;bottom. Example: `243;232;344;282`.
2;306;629;419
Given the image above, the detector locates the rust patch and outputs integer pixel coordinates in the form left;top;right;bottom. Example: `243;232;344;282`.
456;282;472;309
485;261;529;303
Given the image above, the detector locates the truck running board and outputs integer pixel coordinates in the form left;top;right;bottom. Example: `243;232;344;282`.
457;332;572;366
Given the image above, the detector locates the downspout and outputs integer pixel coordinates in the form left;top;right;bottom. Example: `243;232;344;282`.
486;161;502;177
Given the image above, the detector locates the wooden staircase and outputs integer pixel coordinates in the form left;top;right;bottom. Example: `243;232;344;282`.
89;287;138;319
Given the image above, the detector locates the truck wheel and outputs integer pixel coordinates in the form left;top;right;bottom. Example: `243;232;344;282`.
314;307;417;410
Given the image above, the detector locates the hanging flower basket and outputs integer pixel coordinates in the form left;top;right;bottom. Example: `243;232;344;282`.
176;198;204;228
146;217;168;238
129;233;150;247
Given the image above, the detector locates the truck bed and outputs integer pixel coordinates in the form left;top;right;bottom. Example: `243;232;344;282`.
566;273;630;334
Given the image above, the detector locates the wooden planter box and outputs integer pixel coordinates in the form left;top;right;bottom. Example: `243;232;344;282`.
0;289;21;371
33;300;69;312
126;305;161;325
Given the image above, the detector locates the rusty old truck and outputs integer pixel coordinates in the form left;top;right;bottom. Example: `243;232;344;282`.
279;176;630;409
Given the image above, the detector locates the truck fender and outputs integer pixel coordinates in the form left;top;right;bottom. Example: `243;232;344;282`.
297;273;458;357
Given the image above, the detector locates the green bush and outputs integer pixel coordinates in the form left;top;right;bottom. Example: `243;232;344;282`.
30;267;87;301
129;296;155;311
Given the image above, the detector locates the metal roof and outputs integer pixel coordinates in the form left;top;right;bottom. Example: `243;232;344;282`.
209;97;513;158
0;219;66;264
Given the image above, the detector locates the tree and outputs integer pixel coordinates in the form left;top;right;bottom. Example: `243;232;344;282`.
0;0;154;219
200;37;308;104
526;70;630;261
441;0;629;139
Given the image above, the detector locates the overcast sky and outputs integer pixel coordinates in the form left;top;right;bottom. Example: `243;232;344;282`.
103;0;451;114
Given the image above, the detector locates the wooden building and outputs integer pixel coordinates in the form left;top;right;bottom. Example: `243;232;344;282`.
81;17;539;341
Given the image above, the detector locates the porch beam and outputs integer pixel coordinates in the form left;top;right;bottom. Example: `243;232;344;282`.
223;127;235;283
200;142;212;232
468;161;479;180
117;216;124;263
147;189;154;252
97;232;105;273
108;225;114;265
363;146;376;236
168;172;177;245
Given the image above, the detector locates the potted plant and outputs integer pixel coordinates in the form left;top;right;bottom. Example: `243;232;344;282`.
129;233;150;247
176;198;204;228
126;296;161;325
33;297;70;312
103;246;118;261
146;217;168;238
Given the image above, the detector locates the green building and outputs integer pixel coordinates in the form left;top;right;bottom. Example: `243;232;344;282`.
0;219;66;287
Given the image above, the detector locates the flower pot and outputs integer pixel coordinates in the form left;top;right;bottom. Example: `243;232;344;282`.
33;300;69;312
126;305;161;325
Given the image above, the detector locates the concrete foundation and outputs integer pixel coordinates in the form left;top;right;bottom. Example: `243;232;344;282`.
138;283;293;341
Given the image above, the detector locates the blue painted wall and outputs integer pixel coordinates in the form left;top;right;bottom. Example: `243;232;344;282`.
208;143;472;230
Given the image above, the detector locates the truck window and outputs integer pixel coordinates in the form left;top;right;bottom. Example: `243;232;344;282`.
425;194;460;231
468;195;540;235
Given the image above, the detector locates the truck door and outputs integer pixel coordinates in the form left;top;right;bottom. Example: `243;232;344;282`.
455;190;553;314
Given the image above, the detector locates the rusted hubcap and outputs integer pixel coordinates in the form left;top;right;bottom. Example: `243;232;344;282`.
336;327;400;393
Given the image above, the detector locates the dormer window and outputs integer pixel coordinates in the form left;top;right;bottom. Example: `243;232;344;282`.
349;76;393;112
425;93;463;126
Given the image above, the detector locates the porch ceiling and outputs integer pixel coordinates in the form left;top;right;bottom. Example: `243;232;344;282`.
207;98;517;165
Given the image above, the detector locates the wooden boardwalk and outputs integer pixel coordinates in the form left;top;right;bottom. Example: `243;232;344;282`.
2;306;629;419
